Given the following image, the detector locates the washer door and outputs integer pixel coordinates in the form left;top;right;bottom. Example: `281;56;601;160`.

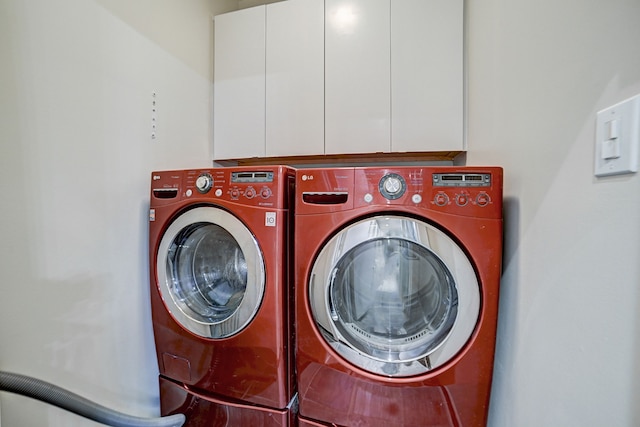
157;206;264;339
309;215;479;377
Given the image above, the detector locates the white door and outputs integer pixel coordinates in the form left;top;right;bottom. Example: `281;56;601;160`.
391;0;464;152
308;215;479;376
324;0;391;154
214;6;266;159
266;0;324;157
156;207;265;339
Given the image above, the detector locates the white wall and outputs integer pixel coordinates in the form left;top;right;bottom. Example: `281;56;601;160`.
0;0;235;425
467;0;640;426
3;1;640;426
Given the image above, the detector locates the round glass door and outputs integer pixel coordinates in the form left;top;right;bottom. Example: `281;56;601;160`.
157;206;264;339
309;215;479;377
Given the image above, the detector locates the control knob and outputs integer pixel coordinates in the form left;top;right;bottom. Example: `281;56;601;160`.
195;173;213;193
379;173;406;200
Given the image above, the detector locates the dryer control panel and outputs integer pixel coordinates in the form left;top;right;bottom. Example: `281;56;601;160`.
354;167;502;219
297;166;502;219
430;172;495;209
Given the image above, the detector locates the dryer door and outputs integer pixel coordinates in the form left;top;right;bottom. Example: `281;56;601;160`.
156;206;264;339
309;215;479;377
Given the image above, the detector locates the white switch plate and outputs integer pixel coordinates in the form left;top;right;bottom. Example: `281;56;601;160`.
594;94;640;177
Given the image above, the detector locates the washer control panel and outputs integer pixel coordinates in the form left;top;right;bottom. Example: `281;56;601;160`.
150;168;291;208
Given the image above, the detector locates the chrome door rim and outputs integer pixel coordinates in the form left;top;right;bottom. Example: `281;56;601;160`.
308;215;479;376
156;206;265;339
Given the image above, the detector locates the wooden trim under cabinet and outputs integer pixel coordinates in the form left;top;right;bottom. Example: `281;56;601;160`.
214;151;466;167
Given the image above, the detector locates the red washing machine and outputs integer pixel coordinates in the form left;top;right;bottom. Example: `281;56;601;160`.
149;166;296;426
294;166;503;427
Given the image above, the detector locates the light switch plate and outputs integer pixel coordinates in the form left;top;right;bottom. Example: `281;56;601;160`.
594;94;640;177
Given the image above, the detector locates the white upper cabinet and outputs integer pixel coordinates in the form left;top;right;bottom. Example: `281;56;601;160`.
391;0;464;152
214;0;324;160
266;0;324;157
325;0;391;155
213;0;464;160
214;6;266;160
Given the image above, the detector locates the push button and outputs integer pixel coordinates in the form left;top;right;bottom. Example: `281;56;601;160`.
455;194;469;206
245;186;256;199
476;192;491;207
434;192;449;206
260;187;272;199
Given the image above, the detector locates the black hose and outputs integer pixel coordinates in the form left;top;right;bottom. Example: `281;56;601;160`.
0;371;185;427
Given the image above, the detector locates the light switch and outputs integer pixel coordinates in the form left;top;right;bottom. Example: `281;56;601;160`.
606;119;619;140
601;138;620;160
594;94;640;177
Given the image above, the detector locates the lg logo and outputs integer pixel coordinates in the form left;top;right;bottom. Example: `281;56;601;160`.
301;174;314;181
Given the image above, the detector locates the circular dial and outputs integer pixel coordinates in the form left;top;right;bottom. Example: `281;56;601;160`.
379;173;406;200
195;174;213;193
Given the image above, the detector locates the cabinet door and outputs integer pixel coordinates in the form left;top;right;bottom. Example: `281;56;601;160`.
325;0;391;155
391;0;464;152
214;6;266;160
266;0;325;157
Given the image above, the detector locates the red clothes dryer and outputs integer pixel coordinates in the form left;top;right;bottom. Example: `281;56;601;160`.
149;166;296;426
294;166;503;427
